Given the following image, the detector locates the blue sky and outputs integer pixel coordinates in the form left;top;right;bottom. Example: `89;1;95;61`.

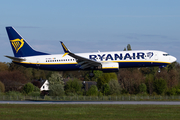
0;0;180;62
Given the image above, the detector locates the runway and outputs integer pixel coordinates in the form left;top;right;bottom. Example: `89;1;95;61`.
1;101;180;105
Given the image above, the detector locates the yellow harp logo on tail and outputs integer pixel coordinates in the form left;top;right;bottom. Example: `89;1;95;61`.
10;39;24;53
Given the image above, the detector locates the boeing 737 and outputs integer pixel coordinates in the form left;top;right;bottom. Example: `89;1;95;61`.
5;26;177;73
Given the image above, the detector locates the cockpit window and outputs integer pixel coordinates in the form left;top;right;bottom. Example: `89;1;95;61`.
163;54;170;56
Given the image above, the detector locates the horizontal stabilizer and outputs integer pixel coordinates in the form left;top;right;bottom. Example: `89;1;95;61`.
5;55;26;61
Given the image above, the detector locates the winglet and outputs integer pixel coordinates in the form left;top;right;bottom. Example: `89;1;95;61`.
60;41;70;57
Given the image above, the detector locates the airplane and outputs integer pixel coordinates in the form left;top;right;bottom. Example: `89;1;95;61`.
5;26;177;74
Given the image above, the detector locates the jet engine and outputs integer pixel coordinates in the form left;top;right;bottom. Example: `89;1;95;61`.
100;62;119;72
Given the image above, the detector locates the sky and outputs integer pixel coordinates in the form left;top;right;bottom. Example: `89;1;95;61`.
0;0;180;62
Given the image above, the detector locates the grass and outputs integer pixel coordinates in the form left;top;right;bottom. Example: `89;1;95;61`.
0;104;180;120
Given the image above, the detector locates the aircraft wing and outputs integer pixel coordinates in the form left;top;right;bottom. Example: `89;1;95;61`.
5;55;26;61
60;42;101;69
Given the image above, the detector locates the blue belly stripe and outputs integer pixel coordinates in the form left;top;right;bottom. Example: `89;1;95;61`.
13;61;170;71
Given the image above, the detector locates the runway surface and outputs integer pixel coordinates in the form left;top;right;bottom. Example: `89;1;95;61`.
1;101;180;105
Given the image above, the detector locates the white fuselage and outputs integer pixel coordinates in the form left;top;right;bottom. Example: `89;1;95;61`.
14;50;176;71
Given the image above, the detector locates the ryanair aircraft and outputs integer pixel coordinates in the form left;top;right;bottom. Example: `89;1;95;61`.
5;26;177;72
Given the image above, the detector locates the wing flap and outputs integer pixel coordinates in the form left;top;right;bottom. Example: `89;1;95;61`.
68;52;101;69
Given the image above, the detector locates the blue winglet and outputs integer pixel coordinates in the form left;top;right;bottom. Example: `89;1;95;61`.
60;41;70;57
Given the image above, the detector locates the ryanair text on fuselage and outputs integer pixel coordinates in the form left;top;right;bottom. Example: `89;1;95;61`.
89;52;152;61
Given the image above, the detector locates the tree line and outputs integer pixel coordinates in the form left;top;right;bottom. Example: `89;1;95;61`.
0;61;179;96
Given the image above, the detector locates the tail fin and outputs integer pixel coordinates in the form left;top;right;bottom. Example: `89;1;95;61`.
6;26;49;57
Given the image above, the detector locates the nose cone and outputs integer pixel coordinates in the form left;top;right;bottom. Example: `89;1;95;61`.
170;56;177;63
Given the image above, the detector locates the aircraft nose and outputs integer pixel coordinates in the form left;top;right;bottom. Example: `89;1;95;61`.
170;56;177;63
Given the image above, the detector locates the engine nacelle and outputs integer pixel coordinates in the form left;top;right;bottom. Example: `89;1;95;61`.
101;62;119;72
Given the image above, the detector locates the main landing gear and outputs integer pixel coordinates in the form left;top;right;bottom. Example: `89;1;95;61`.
158;68;161;73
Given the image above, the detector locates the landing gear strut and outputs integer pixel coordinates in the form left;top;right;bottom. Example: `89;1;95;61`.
158;67;161;73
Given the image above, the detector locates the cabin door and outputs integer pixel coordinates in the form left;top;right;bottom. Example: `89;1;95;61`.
155;53;158;60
